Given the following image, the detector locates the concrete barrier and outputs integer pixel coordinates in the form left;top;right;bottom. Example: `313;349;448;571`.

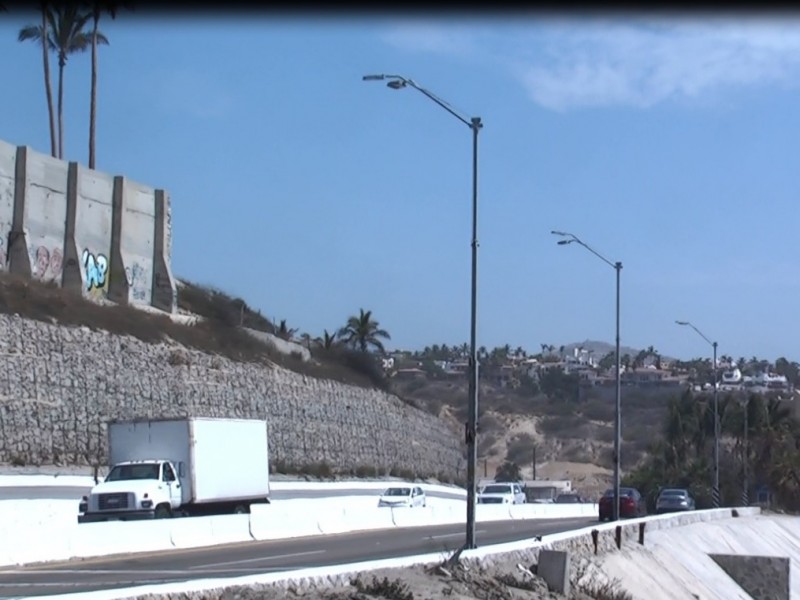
316;507;350;535
390;506;435;528
169;517;214;550
2;523;74;565
208;514;253;545
249;504;320;541
476;504;515;522
347;507;396;532
69;520;173;559
507;503;599;520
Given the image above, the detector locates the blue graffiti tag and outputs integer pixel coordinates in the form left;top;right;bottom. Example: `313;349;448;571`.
82;249;108;291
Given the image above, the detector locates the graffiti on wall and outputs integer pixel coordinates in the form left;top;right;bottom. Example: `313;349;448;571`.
125;262;147;302
33;245;63;281
82;249;108;295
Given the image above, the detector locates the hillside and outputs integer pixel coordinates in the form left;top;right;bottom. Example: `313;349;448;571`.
0;271;681;497
392;375;674;498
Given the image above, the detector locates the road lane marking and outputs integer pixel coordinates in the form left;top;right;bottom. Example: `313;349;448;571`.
190;549;326;569
427;530;486;540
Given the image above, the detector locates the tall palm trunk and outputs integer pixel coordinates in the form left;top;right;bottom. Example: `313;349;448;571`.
41;4;57;158
88;8;99;169
57;52;65;159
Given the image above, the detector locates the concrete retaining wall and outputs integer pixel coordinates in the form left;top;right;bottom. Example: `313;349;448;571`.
0;138;176;311
0;314;464;478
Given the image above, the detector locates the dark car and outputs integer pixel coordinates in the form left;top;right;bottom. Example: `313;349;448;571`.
598;487;646;521
655;488;696;514
554;493;583;504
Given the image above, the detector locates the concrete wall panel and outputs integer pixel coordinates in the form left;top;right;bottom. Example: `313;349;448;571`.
0;140;15;270
120;179;155;305
74;168;114;299
22;150;67;284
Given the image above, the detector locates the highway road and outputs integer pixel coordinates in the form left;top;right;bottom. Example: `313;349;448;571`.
0;485;466;502
0;516;596;598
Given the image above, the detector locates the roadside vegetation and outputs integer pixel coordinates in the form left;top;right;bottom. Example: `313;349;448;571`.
625;389;800;512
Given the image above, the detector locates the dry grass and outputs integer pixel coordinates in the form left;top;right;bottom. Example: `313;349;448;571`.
0;272;389;392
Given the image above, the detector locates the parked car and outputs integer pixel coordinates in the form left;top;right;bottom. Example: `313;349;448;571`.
377;485;426;508
554;493;584;504
656;488;696;514
598;487;647;521
477;482;526;504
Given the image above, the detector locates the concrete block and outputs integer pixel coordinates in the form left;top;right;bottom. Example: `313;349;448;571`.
537;549;571;595
711;553;790;600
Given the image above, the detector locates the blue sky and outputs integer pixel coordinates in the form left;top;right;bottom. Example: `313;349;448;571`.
1;12;799;362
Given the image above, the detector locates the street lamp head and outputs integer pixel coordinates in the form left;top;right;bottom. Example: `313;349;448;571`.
557;240;573;245
675;320;689;326
362;74;386;81
387;79;407;90
551;230;569;237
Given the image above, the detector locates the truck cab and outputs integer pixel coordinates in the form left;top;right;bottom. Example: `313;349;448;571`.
79;459;183;522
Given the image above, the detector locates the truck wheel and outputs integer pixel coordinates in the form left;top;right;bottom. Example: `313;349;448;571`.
154;504;172;519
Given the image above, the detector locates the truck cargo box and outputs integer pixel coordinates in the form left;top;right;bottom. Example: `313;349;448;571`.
108;417;269;504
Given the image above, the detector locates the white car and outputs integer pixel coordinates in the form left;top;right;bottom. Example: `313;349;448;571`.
477;482;526;504
377;485;426;508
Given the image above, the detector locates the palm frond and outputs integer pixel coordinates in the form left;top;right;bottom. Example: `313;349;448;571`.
18;24;43;42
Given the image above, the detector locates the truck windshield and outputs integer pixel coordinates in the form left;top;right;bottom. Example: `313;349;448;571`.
106;464;160;481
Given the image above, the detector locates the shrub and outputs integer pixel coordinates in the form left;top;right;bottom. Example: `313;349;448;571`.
351;576;413;600
354;464;379;478
538;415;590;439
167;349;190;366
300;461;332;478
505;433;536;465
582;399;615;422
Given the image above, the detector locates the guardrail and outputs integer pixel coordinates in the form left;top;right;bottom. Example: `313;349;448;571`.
0;501;599;567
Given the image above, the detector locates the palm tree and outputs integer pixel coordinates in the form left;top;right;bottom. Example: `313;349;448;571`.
87;0;125;169
299;332;312;350
315;329;337;350
18;2;58;157
49;5;95;159
275;319;297;341
338;309;391;353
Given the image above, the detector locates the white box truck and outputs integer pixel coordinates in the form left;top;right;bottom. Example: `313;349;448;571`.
78;417;270;523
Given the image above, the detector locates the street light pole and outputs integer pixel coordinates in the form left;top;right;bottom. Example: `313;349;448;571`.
552;230;622;522
742;396;749;506
364;73;482;549
675;320;720;508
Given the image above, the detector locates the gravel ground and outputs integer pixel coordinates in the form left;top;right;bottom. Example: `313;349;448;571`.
130;557;626;600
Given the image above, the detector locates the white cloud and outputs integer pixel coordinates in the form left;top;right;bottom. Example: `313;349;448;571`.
381;17;800;110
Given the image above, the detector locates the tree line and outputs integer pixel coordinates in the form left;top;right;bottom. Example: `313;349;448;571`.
626;389;800;511
16;2;132;169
